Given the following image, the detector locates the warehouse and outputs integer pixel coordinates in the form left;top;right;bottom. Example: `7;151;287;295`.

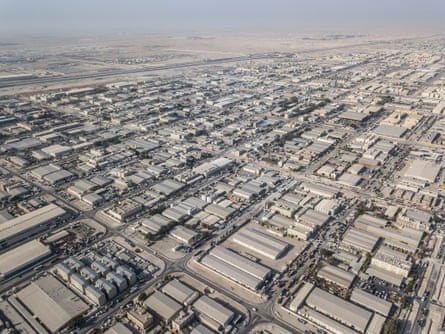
192;157;233;177
338;111;369;122
287;223;313;240
151;179;185;196
305;308;360;334
373;125;407;138
144;291;182;322
43;169;74;185
15;275;89;333
298;209;330;229
355;222;422;253
355;214;387;228
338;173;362;187
162;206;189;222
232;227;289;260
169;225;200;245
30;164;62;180
232;180;266;201
201;254;263;291
305;288;372;333
404;159;441;183
317;264;356;289
314;199;342;216
371;246;412;277
366;265;404;287
0;203;66;248
268;214;295;230
350;288;392;317
193;295;234;330
161;279;199;306
210;247;271;280
0;240;52;279
301;182;339;198
105;323;133;334
200;246;271;291
204;204;235;220
191;324;216;334
396;208;431;231
269;199;298;218
141;214;172;234
366;313;386;334
341;228;380;253
85;285;106;306
289;282;314;312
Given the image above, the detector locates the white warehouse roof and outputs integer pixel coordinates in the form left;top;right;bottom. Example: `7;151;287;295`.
232;227;289;260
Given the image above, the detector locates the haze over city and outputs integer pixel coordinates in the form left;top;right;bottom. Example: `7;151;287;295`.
0;1;445;334
1;0;445;35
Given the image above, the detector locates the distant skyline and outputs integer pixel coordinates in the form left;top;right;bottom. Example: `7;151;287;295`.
0;0;444;36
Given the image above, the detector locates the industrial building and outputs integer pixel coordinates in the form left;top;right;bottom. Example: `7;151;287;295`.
14;275;89;333
144;291;182;322
85;285;106;306
151;178;185;196
0;240;52;279
404;159;441;184
350;288;392;317
301;182;339;198
127;309;154;331
298;209;330;229
169;225;200;245
341;228;380;253
305;287;372;333
204;203;235;220
161;279;199;306
366;265;404;287
355;214;422;253
231;227;289;260
287;222;313;240
192;157;233;177
191;324;216;334
289;282;314;312
105;323;133;334
0;203;67;248
200;246;271;291
304;308;360;334
193;295;234;331
140;214;172;234
317;264;356;289
371;246;412;277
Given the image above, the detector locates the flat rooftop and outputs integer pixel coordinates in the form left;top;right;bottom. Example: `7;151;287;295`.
16;275;89;333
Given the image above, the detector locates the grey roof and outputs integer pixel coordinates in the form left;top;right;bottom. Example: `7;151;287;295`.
0;240;51;277
305;308;360;334
306;288;372;333
373;125;406;138
232;227;289;260
161;279;196;304
350;288;392;317
193;295;234;326
210;246;270;280
201;254;263;291
15;275;89;333
317;265;355;289
404;159;441;183
144;291;182;321
0;203;66;244
342;228;379;253
104;322;133;334
191;324;216;334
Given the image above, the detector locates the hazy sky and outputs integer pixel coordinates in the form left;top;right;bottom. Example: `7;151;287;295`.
0;0;444;36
